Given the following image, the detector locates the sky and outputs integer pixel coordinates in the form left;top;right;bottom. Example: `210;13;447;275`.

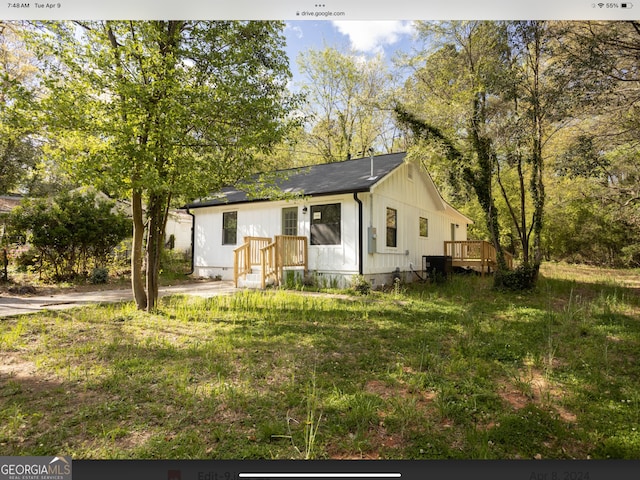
284;20;419;88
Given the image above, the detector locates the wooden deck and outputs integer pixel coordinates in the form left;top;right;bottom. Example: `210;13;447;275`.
234;235;308;288
444;240;513;276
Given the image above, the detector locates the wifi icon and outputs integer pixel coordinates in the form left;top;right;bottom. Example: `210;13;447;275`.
598;2;604;6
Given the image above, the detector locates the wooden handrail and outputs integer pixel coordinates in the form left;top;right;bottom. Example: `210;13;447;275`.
233;242;251;288
237;235;309;289
276;235;308;268
260;242;278;289
244;236;271;266
444;240;514;276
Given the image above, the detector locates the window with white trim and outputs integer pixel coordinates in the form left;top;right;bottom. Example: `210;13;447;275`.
386;207;397;247
420;217;429;237
222;211;237;245
310;203;341;245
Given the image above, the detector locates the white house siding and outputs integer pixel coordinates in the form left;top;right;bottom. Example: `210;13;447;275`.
360;161;469;285
165;210;193;252
191;194;360;281
191;160;470;286
305;194;360;277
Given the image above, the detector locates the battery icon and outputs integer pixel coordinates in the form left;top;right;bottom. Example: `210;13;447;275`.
621;2;633;7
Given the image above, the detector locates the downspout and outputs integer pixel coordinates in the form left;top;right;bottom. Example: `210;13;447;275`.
186;208;195;275
353;192;364;275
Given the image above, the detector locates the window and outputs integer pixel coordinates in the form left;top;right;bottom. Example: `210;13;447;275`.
386;207;397;247
222;211;237;245
310;203;341;245
420;217;429;237
282;207;298;236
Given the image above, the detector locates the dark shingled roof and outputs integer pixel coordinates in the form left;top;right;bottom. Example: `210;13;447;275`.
185;152;407;209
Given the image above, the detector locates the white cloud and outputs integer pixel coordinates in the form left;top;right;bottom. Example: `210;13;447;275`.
332;21;415;54
285;22;304;40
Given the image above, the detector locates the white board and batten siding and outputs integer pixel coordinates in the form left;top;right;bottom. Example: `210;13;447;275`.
165;210;194;252
192;193;360;281
191;159;470;284
360;160;469;284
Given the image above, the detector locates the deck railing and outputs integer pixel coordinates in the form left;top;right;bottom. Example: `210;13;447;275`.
233;236;270;288
444;240;514;275
233;242;250;288
276;235;308;269
260;242;278;289
235;235;308;288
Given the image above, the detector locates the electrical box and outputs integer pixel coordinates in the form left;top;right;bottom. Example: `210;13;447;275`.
368;227;377;254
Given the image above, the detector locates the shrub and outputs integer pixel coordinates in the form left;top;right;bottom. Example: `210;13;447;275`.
351;274;371;295
8;191;131;281
90;267;109;284
494;263;539;291
14;247;39;272
159;249;191;279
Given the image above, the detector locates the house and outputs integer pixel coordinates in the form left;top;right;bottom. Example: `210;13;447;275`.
185;152;474;288
165;209;193;253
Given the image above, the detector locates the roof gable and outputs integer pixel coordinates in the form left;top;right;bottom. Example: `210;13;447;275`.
186;152;407;209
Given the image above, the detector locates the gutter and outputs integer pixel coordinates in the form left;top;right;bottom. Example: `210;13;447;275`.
353;192;364;275
186;208;195;275
185;188;373;210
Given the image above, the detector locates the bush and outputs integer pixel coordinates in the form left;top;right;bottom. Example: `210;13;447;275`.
7;191;131;281
351;274;371;295
160;249;191;279
90;267;109;284
14;247;39;272
494;263;539;291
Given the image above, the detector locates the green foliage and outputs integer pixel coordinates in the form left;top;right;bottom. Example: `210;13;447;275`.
0;23;40;194
544;173;640;268
297;46;396;163
30;20;298;201
350;274;371;295
544;22;640;267
13;247;38;272
494;263;539;291
8;191;130;281
159;249;191;281
89;267;109;285
26;20;299;310
555;135;610;180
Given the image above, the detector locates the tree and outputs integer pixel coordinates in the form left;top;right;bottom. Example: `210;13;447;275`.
491;21;572;272
553;21;640;236
396;21;512;276
0;22;40;194
298;47;398;163
397;21;577;287
30;21;296;310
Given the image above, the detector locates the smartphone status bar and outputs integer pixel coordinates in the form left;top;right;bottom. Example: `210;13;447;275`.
1;0;638;21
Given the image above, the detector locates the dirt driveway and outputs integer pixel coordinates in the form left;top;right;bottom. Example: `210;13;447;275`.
0;281;237;317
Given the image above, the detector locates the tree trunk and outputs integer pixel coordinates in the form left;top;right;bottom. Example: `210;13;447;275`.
131;190;147;310
530;23;545;272
468;95;508;273
145;193;166;312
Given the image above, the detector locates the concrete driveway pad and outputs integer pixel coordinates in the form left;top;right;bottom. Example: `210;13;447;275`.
0;281;237;317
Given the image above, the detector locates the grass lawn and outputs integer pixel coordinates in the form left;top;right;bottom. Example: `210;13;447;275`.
1;263;639;459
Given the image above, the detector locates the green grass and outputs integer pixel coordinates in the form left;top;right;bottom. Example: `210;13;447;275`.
0;263;639;459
